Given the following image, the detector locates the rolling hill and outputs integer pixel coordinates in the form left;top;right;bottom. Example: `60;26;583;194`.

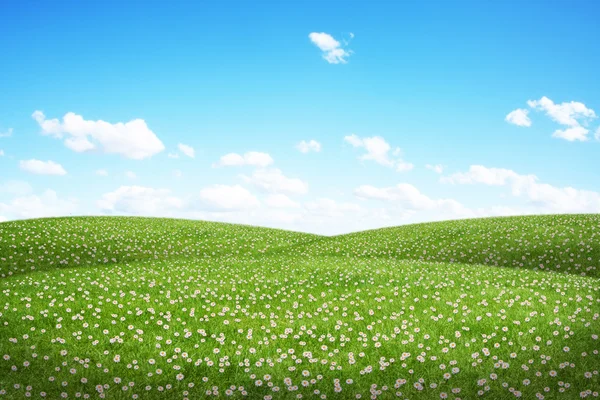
0;215;598;399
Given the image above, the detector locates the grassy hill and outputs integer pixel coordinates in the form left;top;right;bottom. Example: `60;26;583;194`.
298;214;600;278
0;216;318;277
0;215;598;399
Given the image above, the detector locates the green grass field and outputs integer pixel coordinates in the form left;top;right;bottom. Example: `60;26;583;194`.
0;215;598;399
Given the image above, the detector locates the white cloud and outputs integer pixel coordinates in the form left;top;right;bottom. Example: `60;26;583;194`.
0;149;4;156
296;139;322;153
441;165;600;213
199;184;260;210
344;134;413;172
168;153;180;159
265;194;300;209
125;171;137;179
241;168;308;195
0;190;78;219
396;160;414;172
178;143;195;158
426;164;444;174
354;183;467;214
596;127;600;141
213;151;274;168
440;165;527;186
32;111;165;159
96;169;108;176
505;108;532;127
0;128;13;138
552;126;589;142
525;96;597;142
308;32;352;64
19;159;67;176
173;169;182;178
97;186;184;216
527;96;596;127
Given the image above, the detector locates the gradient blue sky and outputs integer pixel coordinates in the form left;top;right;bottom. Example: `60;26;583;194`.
1;0;599;234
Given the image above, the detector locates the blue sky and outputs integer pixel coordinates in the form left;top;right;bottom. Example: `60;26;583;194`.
1;0;599;234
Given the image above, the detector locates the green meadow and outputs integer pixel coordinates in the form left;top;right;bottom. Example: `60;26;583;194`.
0;215;598;399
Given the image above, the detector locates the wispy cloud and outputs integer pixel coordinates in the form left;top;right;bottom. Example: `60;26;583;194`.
309;32;352;64
19;159;67;176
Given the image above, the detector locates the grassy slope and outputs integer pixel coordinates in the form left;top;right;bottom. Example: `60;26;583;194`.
0;215;599;399
0;216;318;277
297;214;600;278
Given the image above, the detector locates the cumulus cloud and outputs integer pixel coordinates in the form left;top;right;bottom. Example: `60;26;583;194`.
0;190;78;219
505;108;532;127
527;96;596;127
32;111;165;159
525;96;597;142
344;134;413;172
199;184;260;210
309;32;352;64
296;139;322;153
552;126;589;142
97;186;184;216
241;168;309;195
19;159;67;176
213;151;274;168
178;143;195;158
441;165;600;213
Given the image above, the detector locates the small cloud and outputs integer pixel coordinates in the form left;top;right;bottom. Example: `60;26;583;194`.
96;169;108;176
552;126;589;142
309;32;352;64
0;150;4;157
0;128;13;138
527;96;596;127
296;139;322;153
19;159;67;176
125;171;137;179
173;169;182;178
168;153;180;159
396;161;414;172
525;96;597;141
213;151;274;168
241;168;308;195
178;143;195;158
505;108;531;127
426;164;444;174
344;134;412;172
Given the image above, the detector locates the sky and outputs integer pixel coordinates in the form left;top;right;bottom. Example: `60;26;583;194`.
1;0;599;235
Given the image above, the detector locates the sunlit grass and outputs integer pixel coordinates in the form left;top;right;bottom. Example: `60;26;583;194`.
1;215;598;399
